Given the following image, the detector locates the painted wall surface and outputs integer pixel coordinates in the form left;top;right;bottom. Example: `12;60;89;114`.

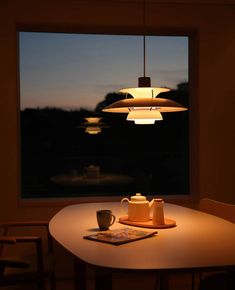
0;0;235;222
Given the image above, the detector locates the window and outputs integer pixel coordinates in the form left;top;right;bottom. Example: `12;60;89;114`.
19;32;189;199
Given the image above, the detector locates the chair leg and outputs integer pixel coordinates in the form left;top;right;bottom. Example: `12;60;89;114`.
159;273;169;290
50;272;56;290
95;268;112;290
74;258;87;290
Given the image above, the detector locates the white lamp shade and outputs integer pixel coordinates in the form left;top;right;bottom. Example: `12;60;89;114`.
127;109;163;125
127;109;163;120
102;97;188;113
134;119;155;124
120;87;170;98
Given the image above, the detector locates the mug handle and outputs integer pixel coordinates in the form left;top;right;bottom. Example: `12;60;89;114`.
110;214;116;226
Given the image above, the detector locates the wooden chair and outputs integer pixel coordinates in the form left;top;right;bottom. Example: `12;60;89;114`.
0;221;56;290
0;236;29;279
199;198;235;223
198;198;235;290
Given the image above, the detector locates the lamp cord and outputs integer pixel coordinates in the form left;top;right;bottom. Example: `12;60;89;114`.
143;0;146;77
143;35;146;77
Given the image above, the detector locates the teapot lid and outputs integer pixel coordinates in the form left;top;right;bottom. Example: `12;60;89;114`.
131;193;146;202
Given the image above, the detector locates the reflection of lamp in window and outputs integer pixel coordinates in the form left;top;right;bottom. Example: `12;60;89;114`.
102;0;187;124
78;117;109;134
85;126;101;134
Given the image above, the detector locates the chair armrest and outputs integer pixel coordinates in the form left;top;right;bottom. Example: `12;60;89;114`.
0;237;16;244
0;221;53;253
14;236;42;243
0;259;29;269
0;221;49;229
2;236;45;280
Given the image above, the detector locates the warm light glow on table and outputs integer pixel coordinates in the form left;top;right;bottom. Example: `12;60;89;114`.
49;202;235;270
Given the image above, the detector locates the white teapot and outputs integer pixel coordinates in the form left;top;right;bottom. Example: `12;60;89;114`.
121;194;165;223
121;193;153;222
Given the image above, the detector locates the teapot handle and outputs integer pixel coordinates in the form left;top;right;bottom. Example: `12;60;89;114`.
121;198;129;216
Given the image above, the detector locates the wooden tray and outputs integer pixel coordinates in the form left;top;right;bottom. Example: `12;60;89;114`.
119;216;176;229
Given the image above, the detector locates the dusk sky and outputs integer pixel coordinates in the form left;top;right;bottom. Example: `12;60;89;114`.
19;32;188;110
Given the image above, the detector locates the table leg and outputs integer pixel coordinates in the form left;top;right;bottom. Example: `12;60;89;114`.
74;258;87;290
159;273;169;290
227;270;235;289
95;268;112;290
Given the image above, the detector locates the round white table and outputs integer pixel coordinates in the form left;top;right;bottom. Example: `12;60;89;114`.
49;202;235;290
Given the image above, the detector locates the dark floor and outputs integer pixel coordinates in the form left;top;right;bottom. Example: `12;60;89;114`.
0;271;201;290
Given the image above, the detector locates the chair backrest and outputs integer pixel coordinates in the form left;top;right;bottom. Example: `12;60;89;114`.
199;198;235;223
0;221;55;290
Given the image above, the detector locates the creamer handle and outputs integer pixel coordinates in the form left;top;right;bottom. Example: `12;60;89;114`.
121;198;129;215
149;198;155;218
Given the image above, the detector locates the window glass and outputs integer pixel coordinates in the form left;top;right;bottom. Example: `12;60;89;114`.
20;32;189;198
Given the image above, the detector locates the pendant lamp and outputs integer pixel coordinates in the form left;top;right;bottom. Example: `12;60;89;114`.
102;1;187;124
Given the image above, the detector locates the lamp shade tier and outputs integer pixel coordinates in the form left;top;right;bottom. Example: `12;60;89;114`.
85;127;101;134
120;87;170;98
127;109;163;125
102;97;188;113
127;110;163;121
134;120;155;124
84;117;102;123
